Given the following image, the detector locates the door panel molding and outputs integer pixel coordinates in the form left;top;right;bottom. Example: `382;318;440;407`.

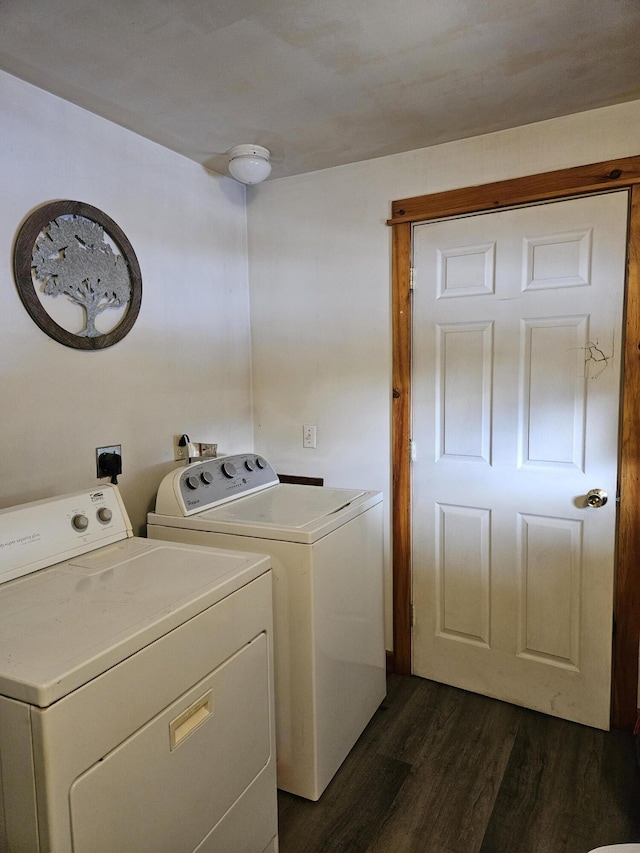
390;156;640;728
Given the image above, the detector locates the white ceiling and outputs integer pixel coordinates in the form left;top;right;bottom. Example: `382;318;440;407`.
1;0;639;180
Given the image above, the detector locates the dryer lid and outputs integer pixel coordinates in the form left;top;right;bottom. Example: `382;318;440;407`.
0;538;269;706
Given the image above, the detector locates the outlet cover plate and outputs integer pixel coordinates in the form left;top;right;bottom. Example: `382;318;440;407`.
173;435;187;461
96;445;122;478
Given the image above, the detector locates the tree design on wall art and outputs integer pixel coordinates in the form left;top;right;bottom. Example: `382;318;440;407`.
13;201;142;350
33;216;132;338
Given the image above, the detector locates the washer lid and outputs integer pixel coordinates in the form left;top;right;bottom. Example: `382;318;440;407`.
0;537;269;707
149;483;382;544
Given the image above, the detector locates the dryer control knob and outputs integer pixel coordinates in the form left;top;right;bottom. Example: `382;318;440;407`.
221;461;237;479
245;459;255;471
185;475;200;490
201;470;214;485
72;513;89;531
255;457;266;469
97;507;112;523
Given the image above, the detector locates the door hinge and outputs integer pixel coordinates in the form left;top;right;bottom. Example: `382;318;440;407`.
409;268;415;291
410;603;415;628
410;440;417;462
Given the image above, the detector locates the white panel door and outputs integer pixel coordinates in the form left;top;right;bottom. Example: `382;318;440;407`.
411;191;629;729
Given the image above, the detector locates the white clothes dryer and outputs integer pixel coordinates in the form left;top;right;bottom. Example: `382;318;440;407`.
147;453;386;801
0;485;277;853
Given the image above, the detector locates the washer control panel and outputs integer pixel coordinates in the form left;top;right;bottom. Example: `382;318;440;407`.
155;454;279;517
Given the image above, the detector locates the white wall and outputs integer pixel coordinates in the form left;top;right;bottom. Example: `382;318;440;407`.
0;70;253;534
246;100;640;648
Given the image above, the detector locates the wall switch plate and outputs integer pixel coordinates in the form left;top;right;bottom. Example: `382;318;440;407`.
96;445;122;478
303;424;317;449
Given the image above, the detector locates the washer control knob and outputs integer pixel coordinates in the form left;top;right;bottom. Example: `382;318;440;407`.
97;507;113;523
185;475;200;490
72;513;89;531
201;470;214;485
245;459;255;471
255;457;266;469
221;461;237;479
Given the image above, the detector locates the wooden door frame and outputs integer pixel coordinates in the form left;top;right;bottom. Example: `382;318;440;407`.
389;156;640;729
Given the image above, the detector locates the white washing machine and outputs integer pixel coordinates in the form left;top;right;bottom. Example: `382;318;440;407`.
147;453;386;801
0;485;277;853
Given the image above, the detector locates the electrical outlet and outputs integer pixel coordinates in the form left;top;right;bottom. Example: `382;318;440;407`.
96;445;122;478
173;435;187;461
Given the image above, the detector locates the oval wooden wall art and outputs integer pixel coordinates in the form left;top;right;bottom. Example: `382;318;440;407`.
13;200;142;350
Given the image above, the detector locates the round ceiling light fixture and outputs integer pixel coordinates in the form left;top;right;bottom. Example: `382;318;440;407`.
228;144;272;184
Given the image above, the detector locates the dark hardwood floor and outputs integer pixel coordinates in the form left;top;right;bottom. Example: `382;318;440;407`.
277;674;640;853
